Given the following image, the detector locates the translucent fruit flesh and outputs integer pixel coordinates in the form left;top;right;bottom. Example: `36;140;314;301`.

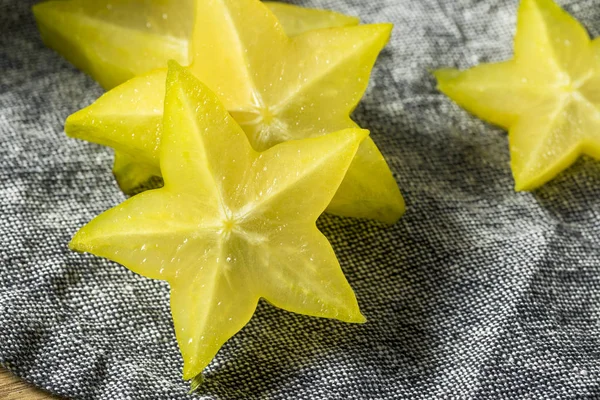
263;2;359;37
32;0;359;90
434;0;600;190
33;0;192;90
66;0;405;223
70;62;367;379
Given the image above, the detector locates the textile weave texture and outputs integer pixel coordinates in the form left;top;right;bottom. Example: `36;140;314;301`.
2;0;600;398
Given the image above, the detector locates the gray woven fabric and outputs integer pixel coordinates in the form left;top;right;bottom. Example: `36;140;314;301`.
1;0;600;398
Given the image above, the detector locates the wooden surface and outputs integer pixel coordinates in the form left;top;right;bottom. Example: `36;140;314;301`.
0;368;56;399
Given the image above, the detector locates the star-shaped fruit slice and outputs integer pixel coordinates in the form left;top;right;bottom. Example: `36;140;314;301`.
70;62;367;380
33;0;358;90
65;0;404;224
435;0;600;190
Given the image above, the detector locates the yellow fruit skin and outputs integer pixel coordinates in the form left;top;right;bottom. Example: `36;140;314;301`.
66;6;404;223
65;68;167;163
434;0;600;191
71;62;366;379
33;0;190;90
36;0;395;219
264;2;359;36
32;0;358;90
112;152;163;194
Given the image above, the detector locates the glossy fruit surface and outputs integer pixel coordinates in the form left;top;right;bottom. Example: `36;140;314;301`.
70;62;367;379
33;0;359;90
435;0;600;190
66;0;404;223
263;1;358;36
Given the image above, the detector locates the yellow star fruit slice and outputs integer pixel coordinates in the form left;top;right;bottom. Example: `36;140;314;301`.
70;62;367;379
33;0;359;90
66;0;404;223
434;0;600;191
33;0;362;198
